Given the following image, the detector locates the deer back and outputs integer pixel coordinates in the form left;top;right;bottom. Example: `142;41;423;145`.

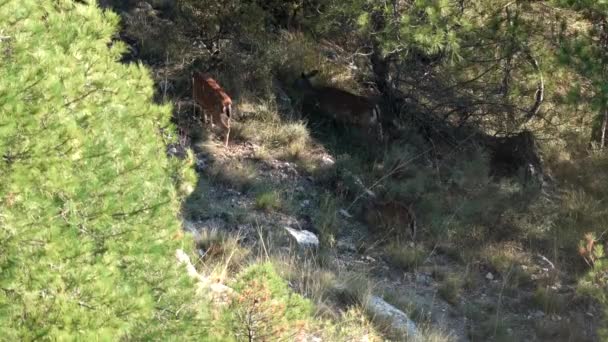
294;71;380;131
312;86;379;126
192;71;232;116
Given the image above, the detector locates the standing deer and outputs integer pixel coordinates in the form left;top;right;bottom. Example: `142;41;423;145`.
294;70;383;140
363;199;417;241
192;71;232;147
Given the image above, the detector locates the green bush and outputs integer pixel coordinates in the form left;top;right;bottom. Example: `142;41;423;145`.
255;189;282;212
0;1;206;339
386;243;426;271
224;263;314;340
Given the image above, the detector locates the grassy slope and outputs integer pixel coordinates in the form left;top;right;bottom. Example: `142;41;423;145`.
116;2;606;341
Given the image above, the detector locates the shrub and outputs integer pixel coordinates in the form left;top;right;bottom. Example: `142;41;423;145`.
0;1;206;338
438;274;464;305
314;193;339;249
208;159;260;192
224;263;314;340
532;287;566;314
386;243;426;271
255;189;282;212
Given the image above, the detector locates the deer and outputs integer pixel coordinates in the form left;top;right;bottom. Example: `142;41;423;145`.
363;199;417;241
192;71;232;147
294;70;383;141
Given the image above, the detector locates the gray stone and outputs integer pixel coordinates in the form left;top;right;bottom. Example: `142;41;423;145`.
366;296;419;340
284;227;319;248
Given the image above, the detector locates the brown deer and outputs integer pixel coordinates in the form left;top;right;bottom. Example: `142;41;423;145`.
579;233;597;267
294;70;383;140
363;199;417;241
192;71;232;146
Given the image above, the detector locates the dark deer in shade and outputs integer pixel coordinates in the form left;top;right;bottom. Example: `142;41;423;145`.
294;70;382;140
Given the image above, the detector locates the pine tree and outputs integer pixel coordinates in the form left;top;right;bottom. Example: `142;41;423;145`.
0;1;209;339
555;0;608;148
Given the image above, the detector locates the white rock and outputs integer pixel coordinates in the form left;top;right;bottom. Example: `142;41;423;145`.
320;155;335;167
339;209;353;218
486;272;494;280
284;227;319;248
366;296;419;340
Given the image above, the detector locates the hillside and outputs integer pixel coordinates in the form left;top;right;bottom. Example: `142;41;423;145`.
2;0;608;341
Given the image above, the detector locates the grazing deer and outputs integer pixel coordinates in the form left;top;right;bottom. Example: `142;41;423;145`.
294;70;383;140
363;199;417;241
579;233;597;267
192;71;232;146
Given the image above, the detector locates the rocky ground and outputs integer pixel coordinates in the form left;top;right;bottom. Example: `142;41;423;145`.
173;134;599;341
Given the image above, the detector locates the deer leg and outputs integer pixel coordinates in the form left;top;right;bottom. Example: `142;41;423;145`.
208;110;214;127
203;110;210;125
224;126;230;147
220;115;231;147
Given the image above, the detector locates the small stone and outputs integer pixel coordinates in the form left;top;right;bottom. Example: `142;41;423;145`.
353;176;364;187
339;209;353;218
415;274;432;286
320;155;335;167
486;272;494;280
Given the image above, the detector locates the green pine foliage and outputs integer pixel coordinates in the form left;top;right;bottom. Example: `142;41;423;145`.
223;262;314;340
0;1;207;339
